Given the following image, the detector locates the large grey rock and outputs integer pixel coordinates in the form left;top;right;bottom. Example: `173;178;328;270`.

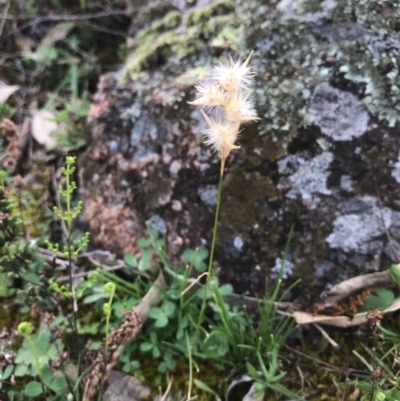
80;0;400;302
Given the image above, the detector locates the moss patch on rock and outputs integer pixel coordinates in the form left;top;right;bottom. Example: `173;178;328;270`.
122;0;243;82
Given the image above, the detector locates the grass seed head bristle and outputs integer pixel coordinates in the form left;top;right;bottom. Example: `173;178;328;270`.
189;51;259;175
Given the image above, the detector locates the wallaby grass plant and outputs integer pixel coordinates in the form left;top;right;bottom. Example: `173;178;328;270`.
188;51;259;361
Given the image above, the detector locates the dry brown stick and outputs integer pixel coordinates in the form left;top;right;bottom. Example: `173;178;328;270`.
313;323;339;349
35;247;156;283
324;269;392;307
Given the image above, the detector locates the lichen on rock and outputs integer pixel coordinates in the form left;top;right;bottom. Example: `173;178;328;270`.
327;196;394;254
278;152;333;206
82;0;400;301
308;83;369;141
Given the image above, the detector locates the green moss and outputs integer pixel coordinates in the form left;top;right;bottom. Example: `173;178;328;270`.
137;11;181;41
159;11;182;31
123;30;177;77
201;14;236;37
211;24;244;50
174;66;212;86
122;1;241;82
186;0;236;27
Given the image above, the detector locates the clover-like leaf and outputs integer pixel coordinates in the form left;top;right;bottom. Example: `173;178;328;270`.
162;300;176;317
149;307;169;327
357;287;395;312
137;238;151;248
24;381;43;397
124;253;138;268
140;342;153;352
138;249;153;271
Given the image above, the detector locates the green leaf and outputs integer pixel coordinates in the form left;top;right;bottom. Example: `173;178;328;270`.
357;287;395;312
183;249;194;262
158;361;167;373
83;292;109;304
140;342;153;352
48;376;68;392
203;332;229;357
183;248;209;272
162;300;176;317
218;283;233;296
196;248;209;260
194;379;221;400
390;264;400;288
124;253;138;268
0;273;14;297
165;356;176;369
23;271;41;285
37;44;58;61
14;364;28;377
150;331;158;343
176;326;184;340
138;238;151;248
32;330;51;354
47;339;63;361
42;366;53;386
153;346;161;358
2;364;13;380
156;238;166;248
138;249;153;271
149;307;164;320
246;362;260;379
385;388;400;400
253;382;264;390
24;381;43;397
155;313;168;328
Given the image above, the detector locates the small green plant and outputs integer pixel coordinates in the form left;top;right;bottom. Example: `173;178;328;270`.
1;157;94;400
45;156;89;347
15;322;69;398
245;348;301;400
102;281;116;356
117;224;301;400
187;55;260;393
46;156;89;259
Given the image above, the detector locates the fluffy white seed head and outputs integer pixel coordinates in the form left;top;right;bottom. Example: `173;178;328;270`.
224;92;259;123
201;110;240;155
187;80;226;108
189;51;258;174
213;55;255;91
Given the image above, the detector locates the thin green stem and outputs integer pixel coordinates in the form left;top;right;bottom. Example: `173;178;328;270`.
64;161;80;368
25;335;46;395
192;171;224;350
104;292;114;357
186;330;194;400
